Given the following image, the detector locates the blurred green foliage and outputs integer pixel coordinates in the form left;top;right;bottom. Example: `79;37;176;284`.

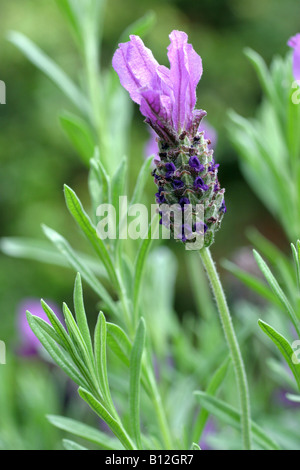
1;0;300;449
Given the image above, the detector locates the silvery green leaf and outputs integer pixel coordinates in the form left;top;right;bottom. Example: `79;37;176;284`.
7;31;89;115
194;392;279;450
258;319;300;391
48;415;123;450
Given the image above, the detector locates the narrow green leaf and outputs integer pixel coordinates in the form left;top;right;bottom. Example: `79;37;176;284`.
74;273;94;361
106;322;150;395
60;112;95;165
94;312;115;414
266;358;298;391
40;300;97;394
194;392;279;450
130;156;153;206
62;303;91;364
121;253;134;299
63;439;88;450
47;414;124;450
62;302;101;399
191;443;201;450
89;156;111;206
7;31;89;115
129;318;146;449
291;242;300;289
133;220;156;325
285;393;300;403
119;11;156;43
29;315;66;349
111;157;127;242
107;85;132;169
55;0;83;47
42;225;117;316
78;387;135;450
64;185;120;289
253;250;300;335
193;357;231;443
247;228;295;290
111;156;127;205
222;259;282;308
40;299;72;351
106;322;132;367
258;319;300;391
0;236;107;278
247;228;290;266
26;312;87;389
244;48;278;109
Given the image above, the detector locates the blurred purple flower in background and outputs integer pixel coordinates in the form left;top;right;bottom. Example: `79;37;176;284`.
288;33;300;81
144;127;160;164
199;120;217;149
200;419;216;450
17;298;60;357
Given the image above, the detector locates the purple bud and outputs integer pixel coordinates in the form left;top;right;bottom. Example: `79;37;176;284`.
194;176;209;191
219;199;227;213
189;156;204;172
208;158;219;173
195;221;208;233
165;162;176;178
179;197;190;211
172;179;185;190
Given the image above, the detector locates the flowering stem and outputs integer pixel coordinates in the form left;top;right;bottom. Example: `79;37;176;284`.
199;247;252;450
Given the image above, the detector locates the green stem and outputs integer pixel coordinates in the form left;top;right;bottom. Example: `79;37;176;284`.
145;364;173;450
84;33;108;157
199;247;251;450
82;3;110;172
187;253;216;320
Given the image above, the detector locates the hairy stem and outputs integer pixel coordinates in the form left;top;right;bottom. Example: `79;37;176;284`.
199;247;251;450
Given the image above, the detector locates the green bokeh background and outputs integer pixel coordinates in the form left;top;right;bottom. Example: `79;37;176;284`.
0;0;299;449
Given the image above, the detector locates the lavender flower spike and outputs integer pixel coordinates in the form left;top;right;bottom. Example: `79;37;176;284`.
288;33;300;82
113;31;226;247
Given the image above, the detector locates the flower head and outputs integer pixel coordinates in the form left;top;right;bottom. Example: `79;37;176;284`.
113;31;226;247
288;33;300;82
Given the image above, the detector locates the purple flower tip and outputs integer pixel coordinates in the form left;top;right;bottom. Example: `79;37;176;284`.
112;30;203;137
288;33;300;82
